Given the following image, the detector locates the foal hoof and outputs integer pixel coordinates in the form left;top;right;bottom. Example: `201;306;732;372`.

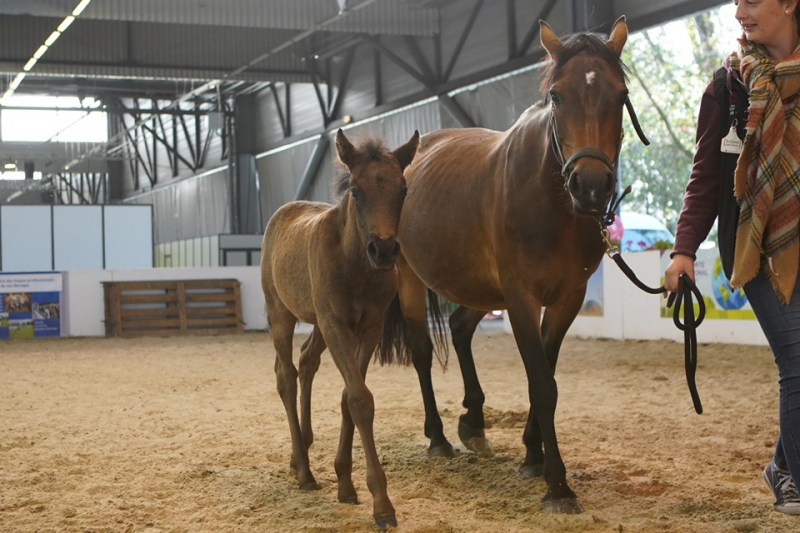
299;481;321;491
542;497;583;514
374;513;397;530
518;463;544;478
428;442;456;458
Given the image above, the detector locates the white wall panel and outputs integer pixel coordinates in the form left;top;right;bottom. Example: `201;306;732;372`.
1;206;52;272
103;205;153;269
53;206;104;270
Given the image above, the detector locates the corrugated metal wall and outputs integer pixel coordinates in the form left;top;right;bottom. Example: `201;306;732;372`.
125;167;231;244
255;98;441;226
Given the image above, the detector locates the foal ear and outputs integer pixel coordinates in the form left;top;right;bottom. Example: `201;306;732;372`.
539;20;562;58
335;128;357;168
393;130;420;170
606;15;628;57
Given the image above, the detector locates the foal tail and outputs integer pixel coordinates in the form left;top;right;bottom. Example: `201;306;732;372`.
376;289;449;369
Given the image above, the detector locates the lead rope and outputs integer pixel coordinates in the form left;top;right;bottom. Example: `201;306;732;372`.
597;188;705;414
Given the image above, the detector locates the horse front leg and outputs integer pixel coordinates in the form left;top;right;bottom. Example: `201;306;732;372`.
269;308;320;491
520;287;586;480
298;326;326;454
450;305;493;457
505;290;581;514
326;323;396;530
398;264;454;457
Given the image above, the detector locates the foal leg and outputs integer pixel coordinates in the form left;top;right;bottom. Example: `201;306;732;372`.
520;287;585;479
398;262;454;457
328;325;396;529
298;326;326;456
450;305;493;457
269;308;320;490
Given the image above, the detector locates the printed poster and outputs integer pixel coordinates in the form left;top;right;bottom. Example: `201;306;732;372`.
659;249;754;320
0;272;62;339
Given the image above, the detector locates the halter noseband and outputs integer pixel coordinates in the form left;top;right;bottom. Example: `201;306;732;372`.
550;96;649;178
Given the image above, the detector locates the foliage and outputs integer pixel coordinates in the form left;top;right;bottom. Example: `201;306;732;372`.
619;6;739;233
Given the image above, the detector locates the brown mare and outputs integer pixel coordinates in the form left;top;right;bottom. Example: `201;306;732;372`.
260;129;419;530
379;18;647;514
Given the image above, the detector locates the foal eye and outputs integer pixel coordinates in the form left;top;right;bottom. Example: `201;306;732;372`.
549;91;562;106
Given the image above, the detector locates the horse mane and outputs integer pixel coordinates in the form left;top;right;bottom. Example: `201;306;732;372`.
332;135;393;199
539;32;628;95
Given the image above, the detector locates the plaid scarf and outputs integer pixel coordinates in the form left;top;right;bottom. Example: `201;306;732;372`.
727;39;800;304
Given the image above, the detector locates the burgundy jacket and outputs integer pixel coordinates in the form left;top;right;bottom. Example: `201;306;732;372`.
672;79;724;261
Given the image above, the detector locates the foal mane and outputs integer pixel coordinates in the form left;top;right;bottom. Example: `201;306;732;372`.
332;136;393;199
539;32;628;95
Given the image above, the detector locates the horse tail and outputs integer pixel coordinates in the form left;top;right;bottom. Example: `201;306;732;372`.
377;294;411;366
426;289;449;370
376;289;450;369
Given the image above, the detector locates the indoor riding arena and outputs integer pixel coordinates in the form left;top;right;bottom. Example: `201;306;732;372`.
1;1;793;533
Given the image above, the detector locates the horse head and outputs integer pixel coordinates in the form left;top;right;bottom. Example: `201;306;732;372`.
540;16;630;215
335;129;420;270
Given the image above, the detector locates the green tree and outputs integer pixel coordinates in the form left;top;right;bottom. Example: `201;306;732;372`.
620;6;738;236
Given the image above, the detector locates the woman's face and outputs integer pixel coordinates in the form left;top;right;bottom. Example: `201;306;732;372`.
734;0;796;48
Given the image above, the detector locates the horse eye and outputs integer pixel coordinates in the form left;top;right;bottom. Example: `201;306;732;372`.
550;91;561;106
350;188;359;200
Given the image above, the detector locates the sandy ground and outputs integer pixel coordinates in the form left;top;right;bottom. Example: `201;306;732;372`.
1;324;797;533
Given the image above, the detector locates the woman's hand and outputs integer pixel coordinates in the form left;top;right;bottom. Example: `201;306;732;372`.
664;254;695;293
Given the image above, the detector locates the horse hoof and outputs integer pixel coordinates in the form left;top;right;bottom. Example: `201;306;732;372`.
428;442;456;458
518;464;543;478
374;513;397;530
462;437;494;457
299;481;321;491
542;497;583;514
338;495;358;505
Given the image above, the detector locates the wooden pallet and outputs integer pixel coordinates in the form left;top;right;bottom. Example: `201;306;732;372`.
103;279;244;338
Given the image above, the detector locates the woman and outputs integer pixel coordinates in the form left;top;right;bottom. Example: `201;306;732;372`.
665;0;800;515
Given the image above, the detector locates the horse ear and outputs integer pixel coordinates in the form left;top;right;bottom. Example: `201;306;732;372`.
606;15;628;57
393;130;420;170
335;128;356;168
539;20;561;58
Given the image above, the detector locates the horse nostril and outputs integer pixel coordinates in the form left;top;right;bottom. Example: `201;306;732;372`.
391;241;401;257
568;172;581;195
367;241;378;259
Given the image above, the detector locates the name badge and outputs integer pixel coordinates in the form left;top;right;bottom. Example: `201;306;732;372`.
721;121;743;154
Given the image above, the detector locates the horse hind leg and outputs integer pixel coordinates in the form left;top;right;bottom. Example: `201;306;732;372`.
298;326;326;453
270;308;320;491
395;265;455;458
450;306;493;457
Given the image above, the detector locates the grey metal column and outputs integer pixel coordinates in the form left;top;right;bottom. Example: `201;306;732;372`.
294;134;330;201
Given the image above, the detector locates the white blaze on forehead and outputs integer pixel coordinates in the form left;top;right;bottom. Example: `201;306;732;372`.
586;71;596;86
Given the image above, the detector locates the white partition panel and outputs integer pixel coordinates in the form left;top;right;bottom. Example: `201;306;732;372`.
53;206;103;270
1;206;53;271
103;206;153;269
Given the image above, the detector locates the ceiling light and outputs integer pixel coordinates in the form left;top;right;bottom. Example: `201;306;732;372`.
44;31;61;47
4;162;17;170
32;44;48;59
57;16;75;33
0;1;92;105
72;0;92;16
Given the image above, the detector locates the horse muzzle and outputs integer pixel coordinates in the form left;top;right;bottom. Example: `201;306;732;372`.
565;159;616;214
367;234;401;270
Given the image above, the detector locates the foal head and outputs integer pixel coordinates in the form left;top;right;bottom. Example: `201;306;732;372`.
540;17;629;215
335;129;420;270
